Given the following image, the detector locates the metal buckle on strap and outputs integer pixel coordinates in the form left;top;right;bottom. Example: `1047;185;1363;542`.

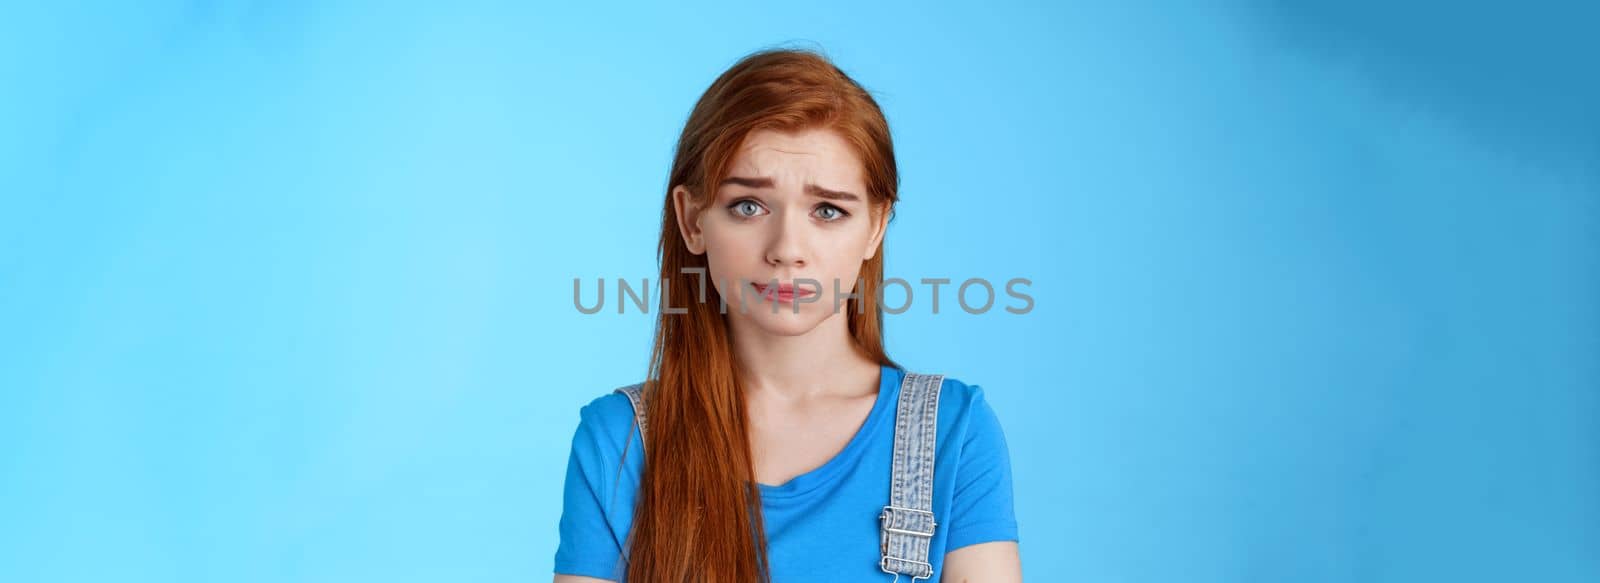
879;505;936;581
879;505;936;537
879;556;933;582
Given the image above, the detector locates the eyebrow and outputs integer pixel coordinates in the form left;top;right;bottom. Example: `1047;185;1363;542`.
719;176;863;203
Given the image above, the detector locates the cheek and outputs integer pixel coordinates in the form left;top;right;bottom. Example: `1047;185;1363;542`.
816;230;875;281
828;222;876;257
700;225;761;280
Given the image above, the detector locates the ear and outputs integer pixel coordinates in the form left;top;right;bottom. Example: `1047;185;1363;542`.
672;185;708;255
862;201;891;260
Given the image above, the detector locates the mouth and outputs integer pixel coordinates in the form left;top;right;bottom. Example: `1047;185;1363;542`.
750;281;818;304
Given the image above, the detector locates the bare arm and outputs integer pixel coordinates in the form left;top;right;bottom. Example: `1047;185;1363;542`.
941;541;1022;583
553;575;615;583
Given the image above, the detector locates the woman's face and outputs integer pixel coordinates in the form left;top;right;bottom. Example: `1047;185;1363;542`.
673;127;888;337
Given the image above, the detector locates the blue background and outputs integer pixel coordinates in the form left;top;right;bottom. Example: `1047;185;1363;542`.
3;1;1596;581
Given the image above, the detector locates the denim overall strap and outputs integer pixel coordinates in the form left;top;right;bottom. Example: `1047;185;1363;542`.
879;371;944;581
615;382;648;454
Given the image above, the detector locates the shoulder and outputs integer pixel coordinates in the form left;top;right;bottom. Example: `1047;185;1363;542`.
927;373;1008;444
928;373;995;421
932;374;985;407
569;383;646;457
580;383;641;423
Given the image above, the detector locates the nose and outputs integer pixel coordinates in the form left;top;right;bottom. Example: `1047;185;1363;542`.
764;207;808;268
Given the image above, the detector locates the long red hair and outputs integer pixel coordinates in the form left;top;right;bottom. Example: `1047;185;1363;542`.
619;47;902;582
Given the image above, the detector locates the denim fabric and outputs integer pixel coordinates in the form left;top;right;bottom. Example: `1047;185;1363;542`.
878;372;943;580
609;370;961;581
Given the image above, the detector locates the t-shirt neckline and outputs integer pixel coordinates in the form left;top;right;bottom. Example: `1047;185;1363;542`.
756;364;902;501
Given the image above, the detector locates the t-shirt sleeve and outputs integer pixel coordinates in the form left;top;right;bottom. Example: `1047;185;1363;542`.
553;400;626;580
944;385;1021;551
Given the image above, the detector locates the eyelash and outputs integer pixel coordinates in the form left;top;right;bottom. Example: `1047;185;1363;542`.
727;198;851;222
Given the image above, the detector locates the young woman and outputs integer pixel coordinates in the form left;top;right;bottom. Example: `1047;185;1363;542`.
553;48;1022;582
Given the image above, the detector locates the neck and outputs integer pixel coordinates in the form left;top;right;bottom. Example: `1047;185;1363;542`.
727;309;879;402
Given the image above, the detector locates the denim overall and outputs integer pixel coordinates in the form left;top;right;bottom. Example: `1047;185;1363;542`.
615;370;945;581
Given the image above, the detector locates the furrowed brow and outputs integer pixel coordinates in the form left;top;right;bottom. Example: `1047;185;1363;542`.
719;176;863;202
805;184;862;202
719;176;774;189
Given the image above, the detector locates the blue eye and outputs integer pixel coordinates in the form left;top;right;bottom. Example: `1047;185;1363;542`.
815;204;849;221
730;199;765;218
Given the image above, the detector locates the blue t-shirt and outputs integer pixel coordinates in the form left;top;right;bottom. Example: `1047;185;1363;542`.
554;364;1019;581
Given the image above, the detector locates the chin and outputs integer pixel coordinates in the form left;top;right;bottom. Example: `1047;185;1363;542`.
738;306;830;337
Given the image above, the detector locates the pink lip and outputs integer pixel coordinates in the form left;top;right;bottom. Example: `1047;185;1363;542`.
752;282;817;303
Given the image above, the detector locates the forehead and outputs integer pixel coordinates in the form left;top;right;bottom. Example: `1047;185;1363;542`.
726;128;865;190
